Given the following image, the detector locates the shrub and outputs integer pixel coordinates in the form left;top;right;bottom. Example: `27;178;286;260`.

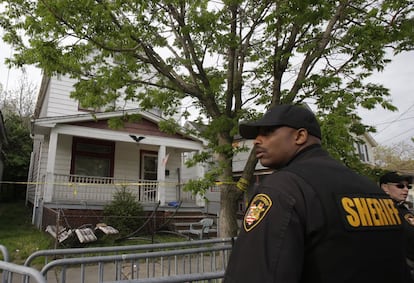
103;187;145;236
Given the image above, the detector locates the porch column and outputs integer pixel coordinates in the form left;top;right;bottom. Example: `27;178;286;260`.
157;145;167;205
44;129;58;202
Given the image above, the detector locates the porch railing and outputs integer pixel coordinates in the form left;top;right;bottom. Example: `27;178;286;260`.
52;174;159;204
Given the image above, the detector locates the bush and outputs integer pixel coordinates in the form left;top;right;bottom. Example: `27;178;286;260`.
103;187;145;236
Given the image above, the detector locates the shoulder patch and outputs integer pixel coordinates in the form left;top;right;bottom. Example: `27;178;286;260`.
244;193;272;232
404;213;414;226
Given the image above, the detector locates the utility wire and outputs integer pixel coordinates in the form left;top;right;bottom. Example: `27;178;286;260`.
374;116;414;126
375;103;414;135
378;126;414;144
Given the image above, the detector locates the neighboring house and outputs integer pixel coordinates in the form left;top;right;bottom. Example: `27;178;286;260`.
354;132;377;166
0;110;7;190
27;75;206;229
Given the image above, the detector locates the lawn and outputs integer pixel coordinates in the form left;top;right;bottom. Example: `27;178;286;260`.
0;201;53;264
0;201;190;264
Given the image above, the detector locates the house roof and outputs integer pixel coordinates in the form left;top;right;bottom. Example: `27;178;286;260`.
32;108;203;143
32;74;203;144
33;74;50;119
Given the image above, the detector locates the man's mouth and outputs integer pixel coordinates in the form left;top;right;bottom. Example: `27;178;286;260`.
255;149;265;159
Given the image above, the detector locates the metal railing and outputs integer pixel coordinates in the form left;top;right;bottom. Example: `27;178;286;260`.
23;238;234;283
52;174;159;204
0;245;46;283
25;238;232;266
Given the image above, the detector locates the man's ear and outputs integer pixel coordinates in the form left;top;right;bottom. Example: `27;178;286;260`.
295;128;308;145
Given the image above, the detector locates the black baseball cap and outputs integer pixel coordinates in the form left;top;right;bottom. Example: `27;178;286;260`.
380;171;413;185
239;104;322;139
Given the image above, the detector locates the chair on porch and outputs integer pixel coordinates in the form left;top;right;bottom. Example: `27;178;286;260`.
188;218;214;240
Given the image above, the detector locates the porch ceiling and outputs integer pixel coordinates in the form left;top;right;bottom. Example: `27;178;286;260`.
35;124;204;151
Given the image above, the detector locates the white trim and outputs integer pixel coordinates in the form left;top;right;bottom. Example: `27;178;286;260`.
32;108;203;143
45;130;58;202
52;124;204;151
158;145;166;205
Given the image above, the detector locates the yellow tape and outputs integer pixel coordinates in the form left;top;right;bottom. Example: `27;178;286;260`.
236;178;249;192
0;180;245;187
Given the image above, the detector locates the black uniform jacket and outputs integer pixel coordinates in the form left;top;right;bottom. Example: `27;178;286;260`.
224;145;407;283
397;202;414;261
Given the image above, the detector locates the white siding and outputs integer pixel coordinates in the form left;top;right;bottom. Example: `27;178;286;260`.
232;139;266;172
46;76;79;117
180;152;201;183
164;150;181;183
114;142;140;180
54;135;73;175
44;75;152;116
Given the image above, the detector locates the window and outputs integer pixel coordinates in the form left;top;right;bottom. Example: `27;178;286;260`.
356;143;370;163
71;137;115;177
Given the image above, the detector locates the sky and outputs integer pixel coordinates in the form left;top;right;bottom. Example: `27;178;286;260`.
1;38;413;147
358;51;414;147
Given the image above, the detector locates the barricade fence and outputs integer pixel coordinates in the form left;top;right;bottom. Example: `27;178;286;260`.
0;245;47;283
1;238;235;283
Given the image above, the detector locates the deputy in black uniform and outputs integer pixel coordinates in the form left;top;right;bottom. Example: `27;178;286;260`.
224;104;407;283
380;171;414;281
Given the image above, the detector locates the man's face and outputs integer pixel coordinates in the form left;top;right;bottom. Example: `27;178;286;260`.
381;181;412;202
253;126;300;169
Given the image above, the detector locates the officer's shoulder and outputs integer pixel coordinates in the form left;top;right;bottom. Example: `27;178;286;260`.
260;170;307;194
263;170;303;184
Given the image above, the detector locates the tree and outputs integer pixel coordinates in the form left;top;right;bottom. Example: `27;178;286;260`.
374;142;414;172
0;74;37;200
103;186;145;237
1;0;413;237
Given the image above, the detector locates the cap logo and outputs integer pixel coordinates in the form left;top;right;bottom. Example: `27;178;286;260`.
244;193;272;232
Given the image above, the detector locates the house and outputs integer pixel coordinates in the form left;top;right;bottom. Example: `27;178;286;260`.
354;132;377;166
26;74;207;229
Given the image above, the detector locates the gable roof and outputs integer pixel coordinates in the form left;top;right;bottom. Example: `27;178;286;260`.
32;108;203;143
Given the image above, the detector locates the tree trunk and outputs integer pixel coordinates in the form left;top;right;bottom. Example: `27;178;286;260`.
218;145;259;238
219;184;242;238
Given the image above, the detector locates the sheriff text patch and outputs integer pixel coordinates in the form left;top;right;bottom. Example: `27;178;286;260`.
339;196;402;230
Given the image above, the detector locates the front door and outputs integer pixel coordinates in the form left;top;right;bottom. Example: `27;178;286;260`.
140;151;157;201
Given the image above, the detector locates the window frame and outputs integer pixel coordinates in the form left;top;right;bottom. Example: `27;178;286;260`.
70;137;115;177
140;150;158;180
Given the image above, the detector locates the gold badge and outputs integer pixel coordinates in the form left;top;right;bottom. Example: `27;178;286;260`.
404;213;414;226
244;193;272;232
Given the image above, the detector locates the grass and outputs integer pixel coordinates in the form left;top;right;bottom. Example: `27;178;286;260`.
0;201;189;264
0;201;53;264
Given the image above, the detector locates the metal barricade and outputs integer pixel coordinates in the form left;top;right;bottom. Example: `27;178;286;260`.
0;245;46;283
25;238;234;283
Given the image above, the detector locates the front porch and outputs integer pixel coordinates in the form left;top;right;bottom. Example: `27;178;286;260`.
27;173;199;207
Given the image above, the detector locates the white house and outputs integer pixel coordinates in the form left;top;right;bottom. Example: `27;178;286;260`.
26;74;206;229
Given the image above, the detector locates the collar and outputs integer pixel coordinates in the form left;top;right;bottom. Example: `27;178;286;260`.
286;143;323;166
